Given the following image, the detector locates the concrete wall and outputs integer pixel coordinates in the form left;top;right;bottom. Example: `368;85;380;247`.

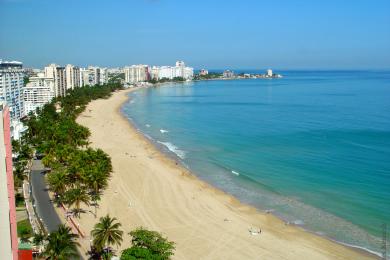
0;105;18;260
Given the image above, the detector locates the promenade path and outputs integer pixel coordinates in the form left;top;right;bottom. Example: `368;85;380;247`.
30;159;62;232
30;159;90;259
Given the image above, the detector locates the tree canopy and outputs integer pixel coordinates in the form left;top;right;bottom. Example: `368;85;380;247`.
121;228;175;260
22;82;122;218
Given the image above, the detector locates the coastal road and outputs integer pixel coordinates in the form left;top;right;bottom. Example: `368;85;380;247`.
30;159;62;233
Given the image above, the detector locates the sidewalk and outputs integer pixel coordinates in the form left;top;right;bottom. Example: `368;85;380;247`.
22;180;42;235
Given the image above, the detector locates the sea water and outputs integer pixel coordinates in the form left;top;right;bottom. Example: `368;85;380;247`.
121;71;390;256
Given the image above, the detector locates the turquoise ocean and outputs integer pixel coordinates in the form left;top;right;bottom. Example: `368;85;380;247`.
121;71;390;256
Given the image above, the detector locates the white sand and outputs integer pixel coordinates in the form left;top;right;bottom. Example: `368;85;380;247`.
73;88;375;259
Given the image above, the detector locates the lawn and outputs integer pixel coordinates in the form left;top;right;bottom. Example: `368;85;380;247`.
17;219;33;242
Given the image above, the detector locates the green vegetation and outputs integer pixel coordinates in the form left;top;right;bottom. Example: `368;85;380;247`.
32;232;46;248
15;192;25;207
91;214;124;259
121;228;175;260
193;72;222;80
109;72;125;82
19;81;176;259
12;138;33;190
22;82;122;217
23;76;30;85
31;225;79;259
41;224;79;259
17;219;33;242
89;216;175;260
147;76;186;84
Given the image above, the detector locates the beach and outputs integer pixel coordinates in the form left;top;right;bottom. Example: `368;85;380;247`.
74;87;376;260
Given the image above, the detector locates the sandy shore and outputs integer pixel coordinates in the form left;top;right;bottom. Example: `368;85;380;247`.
75;88;376;260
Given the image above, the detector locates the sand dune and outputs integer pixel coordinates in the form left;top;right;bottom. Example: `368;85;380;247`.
75;88;375;259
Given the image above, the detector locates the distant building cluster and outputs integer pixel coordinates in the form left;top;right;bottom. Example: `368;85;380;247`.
223;70;235;78
0;59;111;139
124;61;194;84
220;69;282;79
0;58;195;139
43;64;108;98
199;69;208;76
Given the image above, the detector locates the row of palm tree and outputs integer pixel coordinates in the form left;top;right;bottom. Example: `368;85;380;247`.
20;81;176;259
21;82;122;218
91;215;175;260
12;139;33;189
36;215;175;259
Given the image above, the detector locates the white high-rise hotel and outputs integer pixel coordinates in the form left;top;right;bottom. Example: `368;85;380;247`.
44;64;106;97
0;60;25;120
24;73;55;115
125;61;194;84
124;65;150;83
65;64;81;90
44;64;66;97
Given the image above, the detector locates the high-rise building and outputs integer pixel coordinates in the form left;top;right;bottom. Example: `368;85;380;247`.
223;70;234;78
158;66;175;80
150;66;160;80
266;69;273;77
99;67;108;85
175;60;185;78
82;66;101;86
0;103;18;260
44;64;66;97
55;66;66;97
199;69;209;76
124;65;150;83
44;63;56;79
149;61;193;81
0;60;25;120
24;73;55;115
183;67;194;80
65;64;80;90
80;68;88;87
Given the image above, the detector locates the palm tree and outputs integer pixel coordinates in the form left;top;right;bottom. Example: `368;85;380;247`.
33;232;46;254
42;224;79;260
33;231;45;247
47;168;69;196
91;215;123;256
64;186;90;217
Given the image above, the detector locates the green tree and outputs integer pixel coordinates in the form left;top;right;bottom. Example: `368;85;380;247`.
33;231;46;248
23;76;30;85
64;186;90;217
47;168;69;196
91;214;123;255
71;148;112;193
42;224;79;260
121;228;175;260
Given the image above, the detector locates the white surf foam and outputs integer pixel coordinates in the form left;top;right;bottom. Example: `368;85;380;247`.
144;133;153;140
157;141;186;159
160;129;169;134
231;170;240;176
146;124;151;128
293;219;304;225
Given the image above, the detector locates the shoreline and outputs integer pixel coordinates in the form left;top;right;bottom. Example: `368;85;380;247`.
75;87;377;259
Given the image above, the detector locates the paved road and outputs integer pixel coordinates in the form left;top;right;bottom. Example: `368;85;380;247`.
30;159;62;233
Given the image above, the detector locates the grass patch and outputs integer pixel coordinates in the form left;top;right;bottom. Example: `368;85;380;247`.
15;193;25;207
17;219;33;242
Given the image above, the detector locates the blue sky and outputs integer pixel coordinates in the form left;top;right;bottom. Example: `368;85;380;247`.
0;0;389;69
